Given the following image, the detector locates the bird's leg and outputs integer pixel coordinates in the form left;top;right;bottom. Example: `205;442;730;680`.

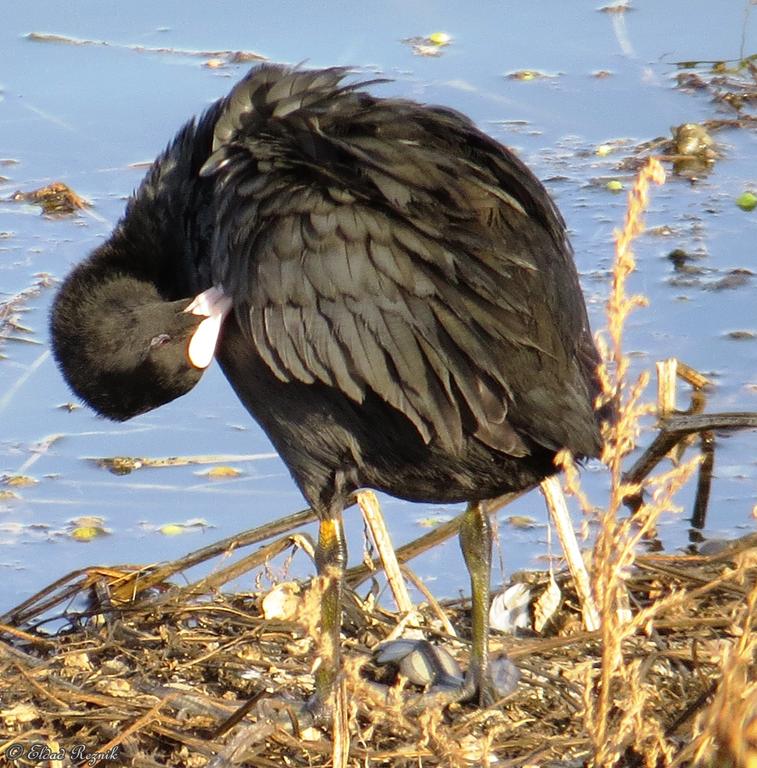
310;510;347;724
459;500;495;706
375;499;520;708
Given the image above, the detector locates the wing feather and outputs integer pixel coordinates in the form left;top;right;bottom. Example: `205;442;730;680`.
202;64;601;457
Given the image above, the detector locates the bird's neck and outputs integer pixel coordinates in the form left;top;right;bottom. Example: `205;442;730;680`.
111;103;222;300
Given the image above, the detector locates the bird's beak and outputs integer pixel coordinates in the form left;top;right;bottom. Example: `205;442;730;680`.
185;286;233;369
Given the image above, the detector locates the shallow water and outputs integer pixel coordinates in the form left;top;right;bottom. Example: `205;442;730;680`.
1;1;755;614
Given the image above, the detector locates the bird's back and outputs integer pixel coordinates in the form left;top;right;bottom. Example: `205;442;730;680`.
196;65;603;504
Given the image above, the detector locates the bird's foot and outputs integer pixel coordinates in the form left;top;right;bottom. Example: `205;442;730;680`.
301;691;334;729
374;638;519;709
240;691;330;737
463;657;521;708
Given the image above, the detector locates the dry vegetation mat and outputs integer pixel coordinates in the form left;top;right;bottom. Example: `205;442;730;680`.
0;526;755;767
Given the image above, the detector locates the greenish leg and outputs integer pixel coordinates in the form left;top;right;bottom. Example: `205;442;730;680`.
458;501;493;706
312;512;347;718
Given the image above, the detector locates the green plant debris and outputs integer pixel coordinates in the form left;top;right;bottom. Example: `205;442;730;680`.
416;514;453;528
92;456;144;475
506;69;557;81
673;54;757;125
736;191;757;211
158;519;212;536
401;33;453;58
68;517;108;542
70;525;109;542
673;123;715;157
427;32;451;46
160;524;189;536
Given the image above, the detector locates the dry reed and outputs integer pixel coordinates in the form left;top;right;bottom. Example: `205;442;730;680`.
558;158;754;768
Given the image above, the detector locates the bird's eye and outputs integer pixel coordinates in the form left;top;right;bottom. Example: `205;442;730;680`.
150;333;171;349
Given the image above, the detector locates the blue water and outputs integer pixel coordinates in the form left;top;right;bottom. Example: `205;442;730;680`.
1;1;755;614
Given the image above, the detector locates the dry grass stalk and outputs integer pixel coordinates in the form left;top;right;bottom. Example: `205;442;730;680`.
656;358;678;418
541;475;600;631
357;490;417;619
690;534;757;768
557;157;707;767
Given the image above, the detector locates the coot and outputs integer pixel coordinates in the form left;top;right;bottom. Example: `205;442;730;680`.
51;64;603;711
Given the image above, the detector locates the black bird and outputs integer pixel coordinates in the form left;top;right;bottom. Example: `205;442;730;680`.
50;64;603;712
